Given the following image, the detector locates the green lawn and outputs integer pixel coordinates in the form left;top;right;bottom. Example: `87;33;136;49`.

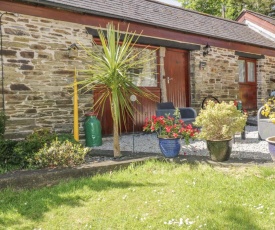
0;160;274;229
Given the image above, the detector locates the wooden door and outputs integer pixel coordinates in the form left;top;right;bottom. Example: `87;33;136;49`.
93;88;160;135
238;58;257;110
164;49;189;107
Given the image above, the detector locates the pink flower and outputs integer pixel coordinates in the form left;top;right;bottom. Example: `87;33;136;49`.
165;126;171;133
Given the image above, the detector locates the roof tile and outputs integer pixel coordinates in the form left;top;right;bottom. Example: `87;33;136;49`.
22;0;275;49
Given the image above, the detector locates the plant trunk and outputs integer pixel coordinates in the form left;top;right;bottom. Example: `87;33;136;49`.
113;121;121;158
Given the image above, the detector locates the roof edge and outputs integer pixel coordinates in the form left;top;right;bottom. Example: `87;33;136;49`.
236;9;275;24
19;0;248;27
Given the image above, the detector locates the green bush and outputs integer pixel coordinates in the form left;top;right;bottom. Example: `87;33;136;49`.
32;139;88;168
13;128;58;167
0;139;19;165
0;128;81;172
0;112;7;139
56;133;79;144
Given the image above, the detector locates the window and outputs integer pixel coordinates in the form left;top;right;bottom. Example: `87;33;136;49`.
127;47;157;87
247;62;255;82
238;60;245;83
237;58;256;83
94;44;158;87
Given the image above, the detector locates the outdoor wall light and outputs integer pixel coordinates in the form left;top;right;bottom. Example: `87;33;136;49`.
1;12;19;114
203;43;211;57
68;43;79;58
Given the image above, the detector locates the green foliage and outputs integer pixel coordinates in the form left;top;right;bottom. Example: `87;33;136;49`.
13;128;58;167
179;0;274;19
0;129;80;171
261;96;275;123
56;133;79;144
32;139;88;168
194;100;247;140
0;139;19;171
0;112;7;139
143;108;198;144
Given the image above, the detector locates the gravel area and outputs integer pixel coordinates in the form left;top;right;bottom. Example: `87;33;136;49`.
92;125;273;161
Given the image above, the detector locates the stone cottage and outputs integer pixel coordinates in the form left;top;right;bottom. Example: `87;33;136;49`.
1;0;275;137
237;10;275;97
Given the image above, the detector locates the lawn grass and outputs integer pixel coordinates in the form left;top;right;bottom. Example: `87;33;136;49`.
0;160;274;230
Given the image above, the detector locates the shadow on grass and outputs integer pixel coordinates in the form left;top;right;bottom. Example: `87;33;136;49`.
225;206;262;230
0;177;161;227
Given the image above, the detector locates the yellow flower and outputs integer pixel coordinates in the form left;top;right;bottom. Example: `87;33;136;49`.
261;97;275;122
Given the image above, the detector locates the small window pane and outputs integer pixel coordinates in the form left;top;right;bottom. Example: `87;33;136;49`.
127;48;157;87
238;60;245;83
247;62;255;82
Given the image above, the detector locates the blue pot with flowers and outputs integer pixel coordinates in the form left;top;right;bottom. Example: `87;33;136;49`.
143;108;198;158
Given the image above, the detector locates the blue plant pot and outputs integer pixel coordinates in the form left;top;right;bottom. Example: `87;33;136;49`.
158;138;181;158
266;137;275;162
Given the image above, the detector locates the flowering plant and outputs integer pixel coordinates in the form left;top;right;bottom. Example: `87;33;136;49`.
194;100;247;140
261;97;275;123
143;108;198;144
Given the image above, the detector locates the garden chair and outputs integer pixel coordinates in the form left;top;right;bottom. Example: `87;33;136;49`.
156;102;197;125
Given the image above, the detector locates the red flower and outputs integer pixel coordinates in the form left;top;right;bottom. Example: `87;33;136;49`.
143;108;199;144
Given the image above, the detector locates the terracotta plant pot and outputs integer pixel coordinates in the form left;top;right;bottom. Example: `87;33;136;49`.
266;136;275;162
158;138;181;158
206;139;233;162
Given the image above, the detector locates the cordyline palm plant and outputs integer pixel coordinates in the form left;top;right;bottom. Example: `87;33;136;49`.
78;23;158;157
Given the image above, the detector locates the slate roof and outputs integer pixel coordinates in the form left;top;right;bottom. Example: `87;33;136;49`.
20;0;275;49
237;10;275;27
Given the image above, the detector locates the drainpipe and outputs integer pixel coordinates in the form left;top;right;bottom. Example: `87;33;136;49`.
0;12;19;115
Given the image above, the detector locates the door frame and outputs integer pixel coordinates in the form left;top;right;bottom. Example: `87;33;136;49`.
163;48;190;107
238;57;257;110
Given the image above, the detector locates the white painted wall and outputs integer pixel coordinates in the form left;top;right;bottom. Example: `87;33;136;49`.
156;0;181;7
244;20;275;42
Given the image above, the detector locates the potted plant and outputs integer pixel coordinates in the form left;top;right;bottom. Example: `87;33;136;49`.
260;97;275;161
194;100;247;162
143;108;198;158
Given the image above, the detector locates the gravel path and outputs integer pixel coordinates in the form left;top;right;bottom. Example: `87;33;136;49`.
92;126;272;161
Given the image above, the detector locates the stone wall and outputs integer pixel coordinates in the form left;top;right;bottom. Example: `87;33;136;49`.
190;46;275;112
0;11;93;139
2;10;275;139
190;47;239;109
257;56;275;107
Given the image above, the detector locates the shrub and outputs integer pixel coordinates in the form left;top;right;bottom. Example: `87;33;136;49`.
13;128;57;167
0;112;7;139
56;133;79;144
32;139;88;168
0;129;81;172
0;139;19;166
194;100;247;140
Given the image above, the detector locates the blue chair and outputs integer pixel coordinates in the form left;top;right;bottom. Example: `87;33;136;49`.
156;102;197;125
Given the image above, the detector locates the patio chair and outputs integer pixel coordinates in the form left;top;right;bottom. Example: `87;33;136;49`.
156;102;197;125
258;106;275;140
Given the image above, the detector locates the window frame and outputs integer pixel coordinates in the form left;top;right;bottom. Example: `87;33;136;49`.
238;57;257;85
93;38;160;88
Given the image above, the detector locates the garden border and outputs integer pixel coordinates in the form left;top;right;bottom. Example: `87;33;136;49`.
0;151;274;191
